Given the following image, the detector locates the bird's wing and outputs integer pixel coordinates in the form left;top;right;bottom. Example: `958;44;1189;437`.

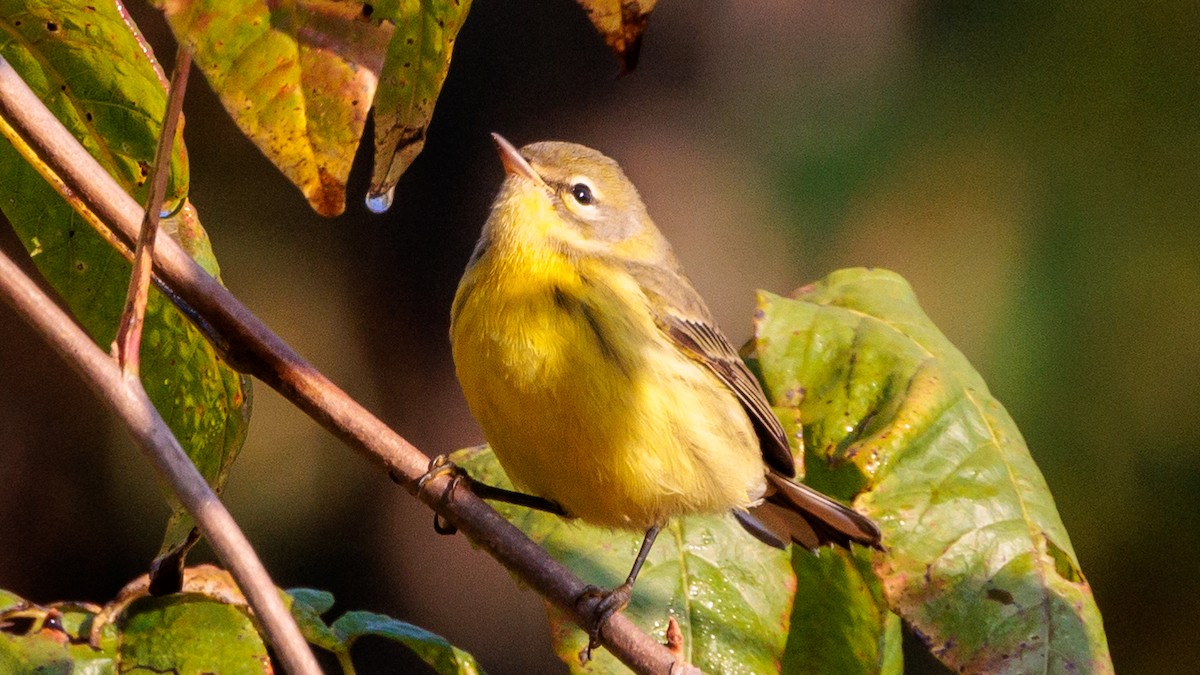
627;259;797;477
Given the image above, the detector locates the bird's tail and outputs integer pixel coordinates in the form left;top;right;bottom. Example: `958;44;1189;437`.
734;473;883;551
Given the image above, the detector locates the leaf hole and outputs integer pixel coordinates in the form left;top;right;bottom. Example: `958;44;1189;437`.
986;587;1014;605
1;615;37;635
46;21;58;32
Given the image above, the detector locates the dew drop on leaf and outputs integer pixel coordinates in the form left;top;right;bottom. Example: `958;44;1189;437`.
365;186;394;213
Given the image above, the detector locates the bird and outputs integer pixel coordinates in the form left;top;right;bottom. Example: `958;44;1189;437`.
443;133;882;648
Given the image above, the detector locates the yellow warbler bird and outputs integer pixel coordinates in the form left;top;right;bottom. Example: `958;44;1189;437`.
447;133;881;642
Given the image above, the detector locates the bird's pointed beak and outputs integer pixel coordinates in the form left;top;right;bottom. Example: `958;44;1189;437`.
491;133;543;185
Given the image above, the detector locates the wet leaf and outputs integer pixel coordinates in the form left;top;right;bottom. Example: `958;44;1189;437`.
366;0;472;212
753;268;1112;674
0;0;251;577
455;446;793;674
154;0;395;216
574;0;657;72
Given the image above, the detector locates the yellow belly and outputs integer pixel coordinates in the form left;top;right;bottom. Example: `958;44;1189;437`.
450;253;765;529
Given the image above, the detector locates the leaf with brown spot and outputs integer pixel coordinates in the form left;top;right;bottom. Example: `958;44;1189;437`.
0;0;250;588
153;0;395;216
753;268;1113;674
575;0;657;72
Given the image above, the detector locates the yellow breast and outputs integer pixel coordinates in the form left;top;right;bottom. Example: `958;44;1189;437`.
450;237;765;529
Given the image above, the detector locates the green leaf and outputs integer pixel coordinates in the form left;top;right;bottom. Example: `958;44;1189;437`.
0;629;74;675
753;268;1112;674
287;587;336;616
118;594;270;674
455;446;794;674
783;548;901;675
0;0;251;567
366;0;472;211
332;611;483;675
0;590;21;613
154;0;395;216
285;588;342;653
1;582;484;673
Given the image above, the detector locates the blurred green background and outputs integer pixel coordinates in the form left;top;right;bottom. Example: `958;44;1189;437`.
1;1;1196;672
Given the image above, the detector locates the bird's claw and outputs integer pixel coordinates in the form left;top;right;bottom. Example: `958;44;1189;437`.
416;454;463;492
417;455;465;535
575;582;633;663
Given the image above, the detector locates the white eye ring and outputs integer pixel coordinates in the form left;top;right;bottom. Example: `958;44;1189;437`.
565;176;600;209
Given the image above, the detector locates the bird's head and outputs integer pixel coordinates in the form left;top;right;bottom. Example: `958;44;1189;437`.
487;133;664;262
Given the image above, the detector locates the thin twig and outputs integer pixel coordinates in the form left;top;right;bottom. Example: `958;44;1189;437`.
113;48;192;374
0;55;677;673
0;249;321;675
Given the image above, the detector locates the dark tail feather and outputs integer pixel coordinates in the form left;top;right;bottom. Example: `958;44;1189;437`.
736;473;883;551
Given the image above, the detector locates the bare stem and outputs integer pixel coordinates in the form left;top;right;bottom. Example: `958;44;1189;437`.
0;55;679;673
0;249;321;675
113;48;192;374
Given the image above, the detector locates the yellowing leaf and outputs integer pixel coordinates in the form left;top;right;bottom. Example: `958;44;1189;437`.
366;0;471;212
575;0;657;72
156;0;395;216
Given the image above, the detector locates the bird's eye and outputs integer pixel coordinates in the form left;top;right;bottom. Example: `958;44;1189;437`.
570;183;594;205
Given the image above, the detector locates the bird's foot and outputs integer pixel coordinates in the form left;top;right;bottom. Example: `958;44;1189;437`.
416;455;464;535
575;581;633;664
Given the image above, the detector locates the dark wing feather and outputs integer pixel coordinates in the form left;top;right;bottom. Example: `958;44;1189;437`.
657;313;796;477
619;256;794;475
619;257;881;551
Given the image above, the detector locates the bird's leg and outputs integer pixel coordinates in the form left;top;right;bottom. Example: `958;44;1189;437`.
577;524;662;661
416;455;567;534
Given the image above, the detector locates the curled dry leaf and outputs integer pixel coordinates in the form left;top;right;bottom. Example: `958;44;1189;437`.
575;0;658;72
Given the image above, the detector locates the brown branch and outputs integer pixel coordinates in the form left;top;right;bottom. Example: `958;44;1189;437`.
0;248;321;675
0;56;680;672
113;48;192;374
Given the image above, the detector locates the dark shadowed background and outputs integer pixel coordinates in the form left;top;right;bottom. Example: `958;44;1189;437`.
2;1;1197;672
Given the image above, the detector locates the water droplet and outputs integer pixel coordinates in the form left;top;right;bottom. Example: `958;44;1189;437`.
365;187;394;213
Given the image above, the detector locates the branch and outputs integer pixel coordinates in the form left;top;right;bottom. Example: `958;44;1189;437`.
113;48;191;374
0;56;680;672
0;249;321;675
